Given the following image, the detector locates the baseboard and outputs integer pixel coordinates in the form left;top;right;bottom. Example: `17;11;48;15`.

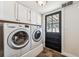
62;52;76;57
21;44;43;57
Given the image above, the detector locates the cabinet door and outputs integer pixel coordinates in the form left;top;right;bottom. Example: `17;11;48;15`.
18;4;27;23
37;13;41;25
18;4;28;23
31;10;37;24
0;2;4;19
27;9;31;23
0;1;16;21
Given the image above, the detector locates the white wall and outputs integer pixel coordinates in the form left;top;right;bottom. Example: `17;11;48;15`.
62;2;79;57
42;14;45;47
43;1;79;57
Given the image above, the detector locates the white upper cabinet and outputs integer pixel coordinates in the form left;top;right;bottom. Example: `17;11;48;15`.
17;3;30;23
31;10;37;24
0;1;16;21
31;10;42;25
37;13;42;25
0;1;41;24
27;9;31;23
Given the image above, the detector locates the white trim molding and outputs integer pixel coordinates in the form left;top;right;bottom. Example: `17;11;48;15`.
62;52;76;57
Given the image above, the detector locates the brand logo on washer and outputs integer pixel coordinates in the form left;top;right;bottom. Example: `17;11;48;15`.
8;26;15;28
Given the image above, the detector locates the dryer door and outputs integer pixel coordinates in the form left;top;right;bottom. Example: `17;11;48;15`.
32;29;42;42
8;29;29;49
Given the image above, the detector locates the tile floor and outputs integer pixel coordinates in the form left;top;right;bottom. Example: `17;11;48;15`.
37;47;66;57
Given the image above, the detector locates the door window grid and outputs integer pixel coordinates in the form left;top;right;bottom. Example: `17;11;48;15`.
47;14;59;32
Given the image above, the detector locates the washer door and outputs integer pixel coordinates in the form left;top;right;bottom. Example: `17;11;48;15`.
8;29;29;49
32;29;42;42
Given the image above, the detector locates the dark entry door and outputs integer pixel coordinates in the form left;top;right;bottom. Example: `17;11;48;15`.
45;11;61;52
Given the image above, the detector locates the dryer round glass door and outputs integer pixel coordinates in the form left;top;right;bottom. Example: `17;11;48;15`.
8;29;29;49
33;29;42;42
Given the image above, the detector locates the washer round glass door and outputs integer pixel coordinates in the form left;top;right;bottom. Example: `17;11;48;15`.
8;29;29;49
33;29;42;42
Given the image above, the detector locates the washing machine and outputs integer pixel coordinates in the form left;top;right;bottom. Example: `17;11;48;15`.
30;25;43;49
0;23;31;57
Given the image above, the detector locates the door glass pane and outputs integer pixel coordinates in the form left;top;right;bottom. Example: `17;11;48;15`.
47;13;59;32
47;16;52;32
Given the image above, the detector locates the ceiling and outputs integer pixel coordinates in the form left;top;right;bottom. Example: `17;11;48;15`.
19;1;66;14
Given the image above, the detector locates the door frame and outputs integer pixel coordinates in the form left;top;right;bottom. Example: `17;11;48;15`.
45;10;62;52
